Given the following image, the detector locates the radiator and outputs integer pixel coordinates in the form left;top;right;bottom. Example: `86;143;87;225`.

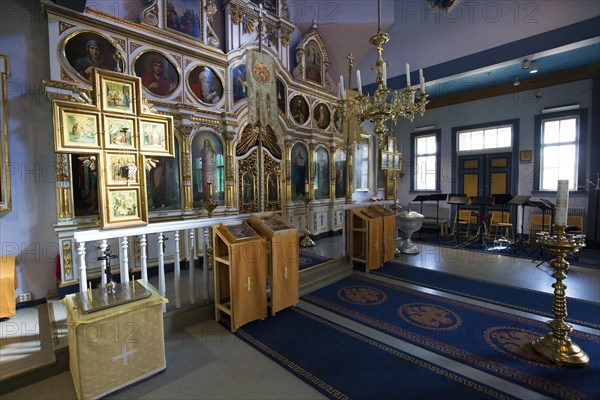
407;202;450;220
530;207;585;217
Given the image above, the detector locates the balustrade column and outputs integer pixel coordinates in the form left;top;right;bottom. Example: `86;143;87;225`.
77;242;86;293
140;234;148;282
157;233;166;313
189;228;196;304
203;227;210;300
174;231;181;309
121;237;129;283
99;240;108;286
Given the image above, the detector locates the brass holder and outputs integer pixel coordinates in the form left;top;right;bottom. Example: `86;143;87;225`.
201;195;218;218
391;200;402;257
300;194;315;247
532;226;588;367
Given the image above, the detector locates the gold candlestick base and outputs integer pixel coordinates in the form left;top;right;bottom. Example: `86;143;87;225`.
300;194;315;247
201;197;218;218
532;226;588;367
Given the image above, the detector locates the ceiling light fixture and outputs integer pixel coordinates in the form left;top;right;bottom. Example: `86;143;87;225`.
338;0;428;149
513;76;520;87
529;61;538;74
522;59;531;70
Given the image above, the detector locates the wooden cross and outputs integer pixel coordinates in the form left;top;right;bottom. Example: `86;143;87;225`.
51;69;175;229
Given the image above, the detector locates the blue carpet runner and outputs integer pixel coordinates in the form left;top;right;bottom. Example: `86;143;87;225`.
303;275;600;400
371;262;600;329
299;251;335;271
233;307;513;400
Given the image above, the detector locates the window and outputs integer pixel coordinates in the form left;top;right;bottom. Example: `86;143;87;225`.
355;137;369;190
535;109;587;191
458;126;512;152
411;130;440;191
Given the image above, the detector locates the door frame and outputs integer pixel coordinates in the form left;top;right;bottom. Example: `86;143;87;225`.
451;119;520;227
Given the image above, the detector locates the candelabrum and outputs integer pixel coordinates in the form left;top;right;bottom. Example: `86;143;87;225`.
299;194;315;247
532;226;588;367
201;195;218;218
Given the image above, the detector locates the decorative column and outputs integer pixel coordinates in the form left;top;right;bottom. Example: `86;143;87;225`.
225;130;236;208
55;153;72;221
179;125;194;211
284;139;294;201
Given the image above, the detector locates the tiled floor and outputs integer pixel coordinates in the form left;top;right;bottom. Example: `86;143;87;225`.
1;235;599;399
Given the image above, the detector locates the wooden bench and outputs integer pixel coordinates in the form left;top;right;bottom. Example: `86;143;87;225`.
422;218;449;236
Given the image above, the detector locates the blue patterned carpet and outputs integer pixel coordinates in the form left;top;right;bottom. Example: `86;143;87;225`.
303;275;600;400
233;307;513;400
299;251;335;271
372;262;600;329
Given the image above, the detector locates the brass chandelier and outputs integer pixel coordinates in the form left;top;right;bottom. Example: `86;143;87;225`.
340;0;429;148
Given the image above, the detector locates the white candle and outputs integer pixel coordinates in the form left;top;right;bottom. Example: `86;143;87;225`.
356;70;362;95
259;3;263;17
382;62;387;86
406;63;411;87
419;69;425;93
555;179;569;227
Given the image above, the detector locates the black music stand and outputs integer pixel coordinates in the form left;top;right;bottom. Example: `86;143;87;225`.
458;196;495;249
506;195;531;254
491;193;514;246
413;195;430;215
447;195;468;244
528;200;554;266
539;198;556;235
429;193;448;238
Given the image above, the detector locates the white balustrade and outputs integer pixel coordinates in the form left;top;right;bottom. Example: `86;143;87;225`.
71;215;246;306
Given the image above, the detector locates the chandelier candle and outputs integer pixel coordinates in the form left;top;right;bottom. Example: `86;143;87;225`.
555;180;569;227
357;70;362;95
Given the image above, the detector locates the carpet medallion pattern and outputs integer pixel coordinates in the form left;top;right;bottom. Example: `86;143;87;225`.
303;275;600;400
233;307;513;400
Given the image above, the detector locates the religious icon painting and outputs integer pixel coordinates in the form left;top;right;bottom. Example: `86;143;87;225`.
290;95;308;125
191;131;224;205
139;117;173;156
333;110;341;132
188;65;224;105
232;64;247;104
63;30;124;83
290;142;308;200
224;223;259;242
266;172;279;203
304;40;322;85
54;104;101;153
313;103;330;130
165;0;202;40
242;172;256;205
104;152;139;186
334;149;347;199
134;51;180;97
103;115;137;150
104;187;146;227
276;79;286;113
100;79;135;115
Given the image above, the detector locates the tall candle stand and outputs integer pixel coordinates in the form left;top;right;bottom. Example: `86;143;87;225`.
532;226;588;367
300;194;315;247
390;173;403;257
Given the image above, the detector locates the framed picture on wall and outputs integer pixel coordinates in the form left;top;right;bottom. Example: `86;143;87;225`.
100;78;135;115
54;104;102;153
520;150;532;163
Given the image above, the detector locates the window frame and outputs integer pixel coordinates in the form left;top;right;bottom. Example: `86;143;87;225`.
534;109;587;193
410;129;441;192
354;135;370;192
